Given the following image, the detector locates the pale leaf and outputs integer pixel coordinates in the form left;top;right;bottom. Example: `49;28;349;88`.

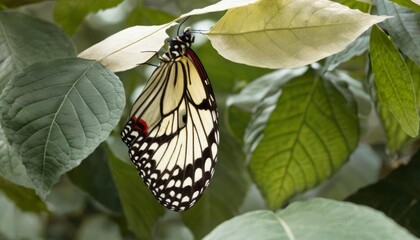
78;24;175;72
208;0;389;68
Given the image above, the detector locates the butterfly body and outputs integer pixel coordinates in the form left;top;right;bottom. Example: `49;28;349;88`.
121;28;218;212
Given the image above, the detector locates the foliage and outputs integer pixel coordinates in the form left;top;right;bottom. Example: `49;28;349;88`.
0;0;419;239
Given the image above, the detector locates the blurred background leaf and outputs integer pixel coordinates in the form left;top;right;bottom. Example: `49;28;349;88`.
54;0;123;35
347;149;420;236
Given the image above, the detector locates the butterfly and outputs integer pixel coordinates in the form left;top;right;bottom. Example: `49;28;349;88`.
121;27;219;212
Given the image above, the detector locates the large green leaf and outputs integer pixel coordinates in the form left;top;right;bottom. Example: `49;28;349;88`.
0;11;75;91
108;149;165;240
370;25;419;138
0;11;75;187
208;0;388;68
0;58;124;197
181;103;250;239
227;68;308;156
54;0;123;35
0;125;32;187
376;0;420;65
249;70;359;209
204;198;417;240
347;149;420;237
67;145;122;213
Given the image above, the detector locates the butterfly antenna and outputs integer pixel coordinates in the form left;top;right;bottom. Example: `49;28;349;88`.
177;16;191;34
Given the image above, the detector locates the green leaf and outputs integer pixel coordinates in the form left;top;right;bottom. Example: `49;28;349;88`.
389;0;420;12
108;149;165;240
370;25;419;138
292;143;381;201
0;124;32;187
376;0;420;65
204;198;417;240
208;0;389;68
0;176;47;212
347;149;420;237
249;70;359;209
227;68;308;157
373;59;420;155
67;145;122;213
53;0;123;35
126;7;175;26
0;11;76;91
240;69;308;157
0;58;125;197
408;59;420;106
181;104;250;239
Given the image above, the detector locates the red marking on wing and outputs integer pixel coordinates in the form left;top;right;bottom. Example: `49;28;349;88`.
186;49;207;81
131;116;149;136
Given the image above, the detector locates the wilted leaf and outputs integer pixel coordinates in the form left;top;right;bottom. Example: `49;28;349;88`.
78;24;175;72
377;0;420;66
208;0;389;68
204;198;417;240
249;70;359;209
370;25;418;138
0;58;124;197
0;11;76;91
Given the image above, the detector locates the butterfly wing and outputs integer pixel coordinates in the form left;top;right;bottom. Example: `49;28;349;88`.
121;55;218;212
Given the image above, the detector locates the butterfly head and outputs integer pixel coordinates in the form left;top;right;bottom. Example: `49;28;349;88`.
160;27;195;61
